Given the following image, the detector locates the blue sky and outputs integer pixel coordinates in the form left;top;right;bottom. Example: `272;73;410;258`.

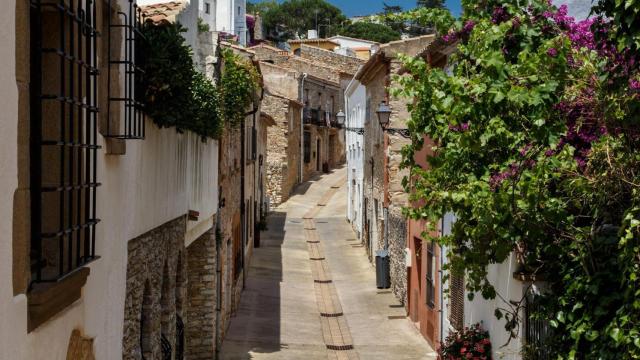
253;0;463;17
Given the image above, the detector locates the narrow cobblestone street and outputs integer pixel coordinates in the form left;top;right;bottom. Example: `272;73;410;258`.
220;167;436;360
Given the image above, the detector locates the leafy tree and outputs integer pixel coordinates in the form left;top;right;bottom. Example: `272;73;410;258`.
382;2;402;14
247;0;278;15
338;22;401;43
417;0;444;8
261;0;347;42
397;1;640;357
593;0;640;52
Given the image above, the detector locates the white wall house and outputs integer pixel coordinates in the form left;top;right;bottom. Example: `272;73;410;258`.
344;76;366;239
329;35;379;59
216;0;247;46
1;1;221;358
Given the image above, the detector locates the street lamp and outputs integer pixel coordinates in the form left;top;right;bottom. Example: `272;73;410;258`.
376;101;391;127
337;109;364;135
376;100;410;138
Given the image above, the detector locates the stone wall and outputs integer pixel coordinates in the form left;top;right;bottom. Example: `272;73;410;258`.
388;207;408;306
251;44;289;65
283;56;341;84
217;126;242;341
186;227;216;359
122;216;187;360
263;94;293;206
299;44;364;75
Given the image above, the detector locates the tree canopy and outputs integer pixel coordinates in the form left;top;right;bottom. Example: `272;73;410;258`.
261;0;347;42
338;22;401;44
417;0;444;8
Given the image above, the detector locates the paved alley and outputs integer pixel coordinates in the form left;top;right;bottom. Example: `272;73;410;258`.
220;167;436;360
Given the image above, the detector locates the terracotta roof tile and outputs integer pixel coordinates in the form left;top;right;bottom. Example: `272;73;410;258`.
140;1;187;25
288;38;340;46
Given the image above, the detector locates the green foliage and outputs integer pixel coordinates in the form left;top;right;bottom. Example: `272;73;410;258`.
417;0;444;8
138;23;260;139
338;22;401;43
219;48;261;126
380;7;455;36
398;1;640;357
593;0;640;52
261;0;347;42
197;17;210;33
247;0;279;15
139;23;222;139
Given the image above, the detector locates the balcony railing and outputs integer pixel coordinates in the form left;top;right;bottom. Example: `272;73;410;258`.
304;108;341;128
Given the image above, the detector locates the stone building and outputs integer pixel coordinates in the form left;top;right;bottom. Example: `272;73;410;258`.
260;62;303;207
356;35;436;306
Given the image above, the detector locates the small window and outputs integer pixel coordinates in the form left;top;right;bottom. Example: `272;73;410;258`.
238;6;241;15
205;2;210;14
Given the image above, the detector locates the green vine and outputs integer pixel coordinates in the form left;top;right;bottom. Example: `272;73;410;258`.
397;1;640;358
219;48;261;126
138;23;261;139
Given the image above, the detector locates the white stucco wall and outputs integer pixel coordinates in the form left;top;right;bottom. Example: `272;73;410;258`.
0;0;219;357
215;0;246;45
345;77;365;238
329;36;377;50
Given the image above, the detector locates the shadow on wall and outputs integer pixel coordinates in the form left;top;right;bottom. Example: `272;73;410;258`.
218;211;288;357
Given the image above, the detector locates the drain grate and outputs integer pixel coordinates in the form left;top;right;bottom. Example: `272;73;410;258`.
310;257;325;261
326;344;354;351
307;240;320;244
387;315;406;320
320;312;344;317
314;279;333;284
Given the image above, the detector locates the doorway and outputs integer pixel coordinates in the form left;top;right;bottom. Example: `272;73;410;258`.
316;138;321;171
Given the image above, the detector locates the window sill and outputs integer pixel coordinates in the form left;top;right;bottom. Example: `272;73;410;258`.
28;267;90;332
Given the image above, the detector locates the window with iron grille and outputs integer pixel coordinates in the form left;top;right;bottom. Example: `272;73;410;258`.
304;131;311;163
525;291;552;360
30;0;101;283
426;241;435;308
104;0;144;139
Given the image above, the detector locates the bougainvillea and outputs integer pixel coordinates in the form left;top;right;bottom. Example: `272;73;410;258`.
439;323;492;360
397;0;640;358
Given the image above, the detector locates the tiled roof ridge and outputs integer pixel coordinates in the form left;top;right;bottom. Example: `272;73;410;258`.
288;38;340;45
140;0;187;25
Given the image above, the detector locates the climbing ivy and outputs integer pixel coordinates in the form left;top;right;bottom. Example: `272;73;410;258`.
218;48;261;127
397;2;640;358
138;23;260;139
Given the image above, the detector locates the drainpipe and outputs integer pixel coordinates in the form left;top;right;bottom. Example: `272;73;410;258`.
299;73;308;183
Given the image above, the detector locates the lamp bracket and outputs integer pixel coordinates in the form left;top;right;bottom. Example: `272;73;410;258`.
384;128;411;139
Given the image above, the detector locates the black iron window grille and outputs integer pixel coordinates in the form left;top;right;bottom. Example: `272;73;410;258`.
30;0;101;284
105;0;145;139
525;292;552;360
175;315;185;360
160;333;172;360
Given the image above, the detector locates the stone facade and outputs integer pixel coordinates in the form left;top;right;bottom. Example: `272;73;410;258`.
217;126;243;341
263;93;302;207
359;35;436;306
298;44;364;75
122;216;187;360
186;227;217;359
